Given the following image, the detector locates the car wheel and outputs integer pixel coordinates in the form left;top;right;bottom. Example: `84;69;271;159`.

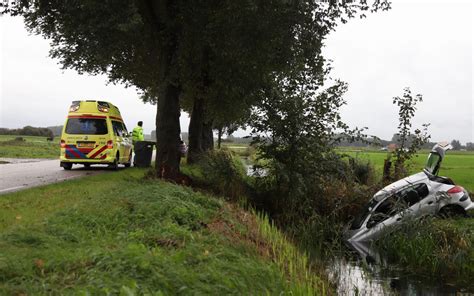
62;162;72;170
438;205;467;218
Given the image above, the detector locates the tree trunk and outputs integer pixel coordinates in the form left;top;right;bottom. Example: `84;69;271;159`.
136;0;182;180
202;120;214;151
188;99;204;163
187;99;214;163
153;3;181;179
217;127;223;149
383;158;392;183
155;83;181;180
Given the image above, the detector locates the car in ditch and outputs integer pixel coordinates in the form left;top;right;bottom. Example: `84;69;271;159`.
346;142;474;242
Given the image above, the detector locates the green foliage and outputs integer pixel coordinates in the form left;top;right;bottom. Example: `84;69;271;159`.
348;157;376;186
248;66;369;235
184;150;248;201
377;217;474;286
0;169;329;294
389;87;431;179
255;211;328;295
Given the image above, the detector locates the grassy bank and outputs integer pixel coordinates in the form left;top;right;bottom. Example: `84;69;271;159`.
376;217;474;288
0;169;328;294
0;135;59;159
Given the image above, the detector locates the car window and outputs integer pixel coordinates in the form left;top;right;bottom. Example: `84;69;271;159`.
399;183;429;207
66;118;108;135
415;183;429;198
350;199;378;230
402;189;419;207
366;183;430;229
367;195;401;228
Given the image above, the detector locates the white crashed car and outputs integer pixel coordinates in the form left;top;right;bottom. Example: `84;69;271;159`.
346;143;474;242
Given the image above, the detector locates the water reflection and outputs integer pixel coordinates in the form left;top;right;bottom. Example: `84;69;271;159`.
327;241;396;295
326;241;474;296
242;157;267;177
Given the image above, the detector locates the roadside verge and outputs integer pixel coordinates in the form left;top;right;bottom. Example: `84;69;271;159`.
0;169;328;295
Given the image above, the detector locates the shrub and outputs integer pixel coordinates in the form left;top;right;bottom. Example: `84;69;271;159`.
348;157;376;186
377;217;473;282
250;152;378;251
184;150;248;201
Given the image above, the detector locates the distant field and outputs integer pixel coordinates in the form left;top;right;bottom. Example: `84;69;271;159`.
0;135;59;159
340;148;474;192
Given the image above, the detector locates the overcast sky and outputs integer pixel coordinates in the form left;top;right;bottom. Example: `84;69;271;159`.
1;0;473;143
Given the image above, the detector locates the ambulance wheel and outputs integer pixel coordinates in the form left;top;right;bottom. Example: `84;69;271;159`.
109;153;119;170
83;164;91;169
124;153;132;168
62;162;72;170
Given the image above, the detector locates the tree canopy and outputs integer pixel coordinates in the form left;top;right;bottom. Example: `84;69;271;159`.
3;0;390;179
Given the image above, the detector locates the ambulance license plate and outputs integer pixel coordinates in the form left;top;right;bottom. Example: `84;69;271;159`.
77;142;95;148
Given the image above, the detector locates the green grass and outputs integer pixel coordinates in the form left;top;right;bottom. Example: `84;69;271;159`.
0;135;59;159
0;169;328;295
377;217;474;288
339;149;474;192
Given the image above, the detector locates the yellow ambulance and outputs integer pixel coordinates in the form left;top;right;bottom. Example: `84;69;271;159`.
59;100;133;170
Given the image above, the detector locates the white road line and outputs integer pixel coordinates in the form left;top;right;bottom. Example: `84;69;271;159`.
0;185;25;193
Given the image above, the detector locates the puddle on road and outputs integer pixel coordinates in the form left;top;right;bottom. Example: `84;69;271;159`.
0;158;45;164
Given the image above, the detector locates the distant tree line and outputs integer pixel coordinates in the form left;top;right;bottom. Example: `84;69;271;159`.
451;139;474;151
0;126;54;138
47;125;63;137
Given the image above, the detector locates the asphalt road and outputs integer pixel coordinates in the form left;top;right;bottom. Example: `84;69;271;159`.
0;158;110;195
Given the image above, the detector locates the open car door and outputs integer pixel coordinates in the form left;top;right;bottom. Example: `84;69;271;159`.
424;142;452;176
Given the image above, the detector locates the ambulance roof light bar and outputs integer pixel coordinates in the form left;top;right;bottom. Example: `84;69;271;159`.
69;101;80;112
97;101;110;113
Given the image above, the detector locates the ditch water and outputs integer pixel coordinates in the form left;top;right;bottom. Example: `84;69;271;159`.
323;242;473;295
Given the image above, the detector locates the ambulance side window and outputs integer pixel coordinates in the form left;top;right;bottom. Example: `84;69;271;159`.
121;123;128;134
112;121;123;137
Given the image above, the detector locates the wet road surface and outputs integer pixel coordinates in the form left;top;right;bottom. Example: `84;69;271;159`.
0;158;109;195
